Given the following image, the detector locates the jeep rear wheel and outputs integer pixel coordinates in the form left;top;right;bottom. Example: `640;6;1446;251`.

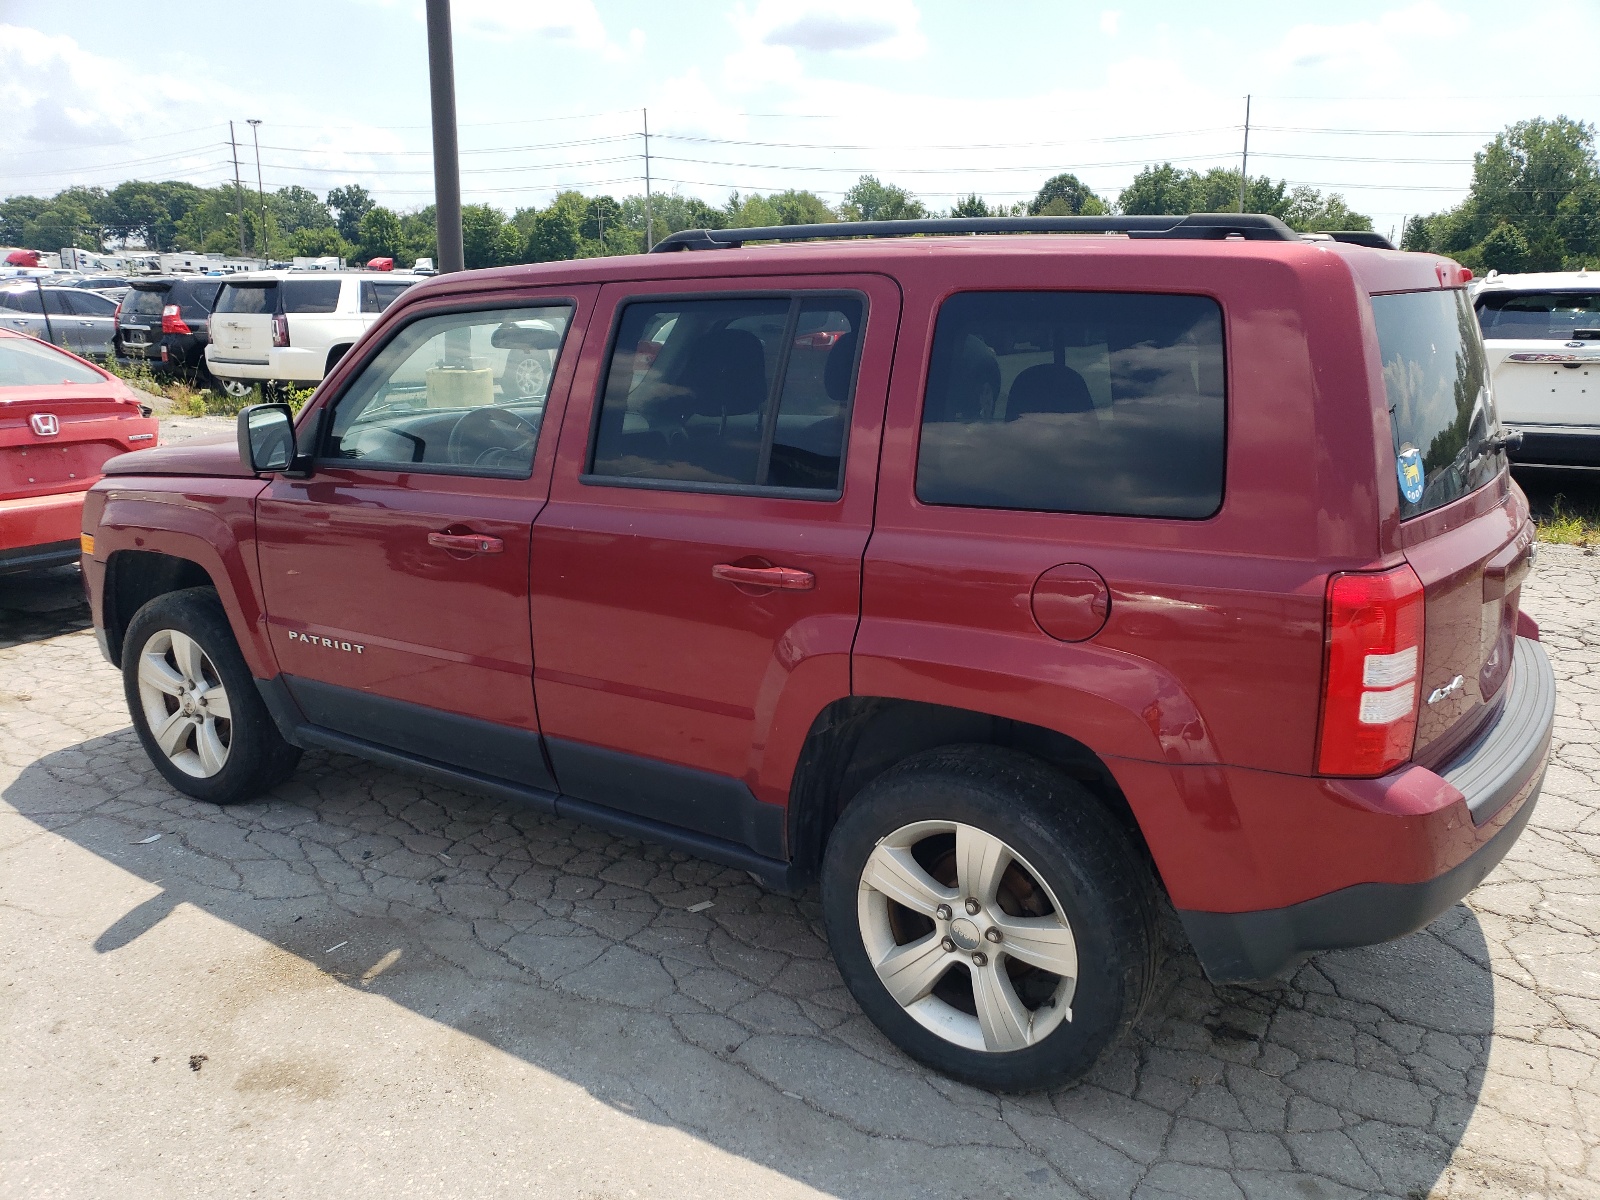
123;587;301;805
821;745;1159;1091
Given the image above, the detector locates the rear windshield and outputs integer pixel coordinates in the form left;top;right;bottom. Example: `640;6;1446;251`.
915;291;1227;518
177;280;221;314
0;335;104;386
1476;290;1600;341
216;282;277;315
1372;288;1502;519
124;287;168;318
282;279;342;313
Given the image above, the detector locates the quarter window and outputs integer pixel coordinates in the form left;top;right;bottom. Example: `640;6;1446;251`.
361;280;412;313
281;279;342;314
589;294;863;493
324;305;572;477
915;291;1227;518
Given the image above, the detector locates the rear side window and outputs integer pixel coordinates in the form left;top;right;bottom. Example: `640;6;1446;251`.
1477;290;1600;341
916;292;1226;518
281;279;342;314
64;291;117;316
124;288;168;318
589;294;863;494
361;280;412;313
1373;288;1501;519
0;289;42;313
216;282;277;314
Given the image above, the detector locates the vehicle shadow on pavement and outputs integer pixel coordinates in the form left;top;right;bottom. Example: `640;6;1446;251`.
5;729;1497;1200
0;565;91;649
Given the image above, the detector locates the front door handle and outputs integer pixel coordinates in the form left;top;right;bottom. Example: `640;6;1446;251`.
712;563;814;590
428;531;504;554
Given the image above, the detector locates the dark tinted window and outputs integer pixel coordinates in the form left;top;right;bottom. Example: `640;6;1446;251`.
326;305;572;477
282;279;342;314
361;280;412;313
0;289;42;313
590;294;863;493
216;282;277;314
916;292;1226;518
64;290;117;315
124;287;169;318
1373;288;1501;518
42;290;73;316
177;280;221;314
0;335;103;385
1476;290;1600;340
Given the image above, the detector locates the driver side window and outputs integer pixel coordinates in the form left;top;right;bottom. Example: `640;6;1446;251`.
323;304;573;477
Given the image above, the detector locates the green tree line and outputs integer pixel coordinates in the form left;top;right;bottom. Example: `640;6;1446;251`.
13;117;1592;274
1401;117;1600;272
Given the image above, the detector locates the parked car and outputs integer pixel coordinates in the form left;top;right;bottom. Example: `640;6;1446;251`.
1473;270;1600;467
63;275;134;301
116;276;225;384
1;330;158;573
205;270;420;397
0;284;120;359
83;213;1553;1092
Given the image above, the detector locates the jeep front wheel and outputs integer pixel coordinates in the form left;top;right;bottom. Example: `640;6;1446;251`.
821;745;1159;1092
123;587;301;805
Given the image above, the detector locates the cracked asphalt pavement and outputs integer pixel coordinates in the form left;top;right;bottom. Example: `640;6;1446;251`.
2;542;1597;1200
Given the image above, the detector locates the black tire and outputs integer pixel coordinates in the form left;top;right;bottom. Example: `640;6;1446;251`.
122;587;301;805
821;745;1159;1092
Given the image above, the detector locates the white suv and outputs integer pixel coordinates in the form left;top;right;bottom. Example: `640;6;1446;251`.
1474;270;1600;467
205;271;421;396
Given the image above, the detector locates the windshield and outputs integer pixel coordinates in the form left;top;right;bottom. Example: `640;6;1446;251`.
1476;290;1600;341
0;335;105;386
1372;288;1502;519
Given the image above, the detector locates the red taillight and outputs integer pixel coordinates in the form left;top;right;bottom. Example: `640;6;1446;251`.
161;304;191;335
1316;564;1426;777
272;311;289;347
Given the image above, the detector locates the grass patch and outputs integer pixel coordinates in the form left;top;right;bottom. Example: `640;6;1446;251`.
99;356;314;417
1534;494;1600;547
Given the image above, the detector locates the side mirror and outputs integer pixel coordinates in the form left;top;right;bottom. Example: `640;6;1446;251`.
238;403;296;473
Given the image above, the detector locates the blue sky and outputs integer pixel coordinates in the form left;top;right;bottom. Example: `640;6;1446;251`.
4;0;1600;239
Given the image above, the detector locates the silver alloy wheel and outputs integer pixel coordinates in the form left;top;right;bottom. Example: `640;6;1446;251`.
857;820;1079;1053
219;378;253;399
135;628;233;779
509;351;548;398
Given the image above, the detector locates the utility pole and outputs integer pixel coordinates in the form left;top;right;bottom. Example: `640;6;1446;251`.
247;119;267;260
426;0;464;272
1238;95;1251;214
229;120;247;257
643;108;654;251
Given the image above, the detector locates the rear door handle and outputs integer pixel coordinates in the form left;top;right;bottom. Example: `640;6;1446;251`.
428;531;504;555
712;563;814;590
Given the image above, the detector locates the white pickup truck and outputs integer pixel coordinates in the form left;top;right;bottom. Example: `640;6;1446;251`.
205;271;421;396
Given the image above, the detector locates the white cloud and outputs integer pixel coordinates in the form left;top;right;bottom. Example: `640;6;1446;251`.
1099;10;1120;36
737;0;926;59
450;0;641;61
1263;2;1468;81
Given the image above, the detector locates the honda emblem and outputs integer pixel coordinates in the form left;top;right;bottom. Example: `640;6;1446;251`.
30;412;59;437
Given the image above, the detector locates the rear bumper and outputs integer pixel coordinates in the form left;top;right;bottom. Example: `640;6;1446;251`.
0;491;86;572
1176;637;1555;982
206;345;322;383
1506;423;1600;468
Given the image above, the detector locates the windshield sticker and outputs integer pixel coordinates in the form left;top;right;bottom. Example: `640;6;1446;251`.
1397;446;1425;505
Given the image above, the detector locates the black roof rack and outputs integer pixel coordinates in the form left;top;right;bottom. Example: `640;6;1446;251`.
651;212;1300;253
1308;230;1396;250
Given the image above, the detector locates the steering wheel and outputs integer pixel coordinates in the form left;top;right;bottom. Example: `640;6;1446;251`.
446;406;539;470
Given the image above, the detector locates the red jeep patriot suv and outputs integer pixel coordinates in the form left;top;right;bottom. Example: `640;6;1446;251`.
82;213;1555;1091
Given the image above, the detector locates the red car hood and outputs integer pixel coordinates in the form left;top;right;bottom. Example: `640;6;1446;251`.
102;432;255;478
